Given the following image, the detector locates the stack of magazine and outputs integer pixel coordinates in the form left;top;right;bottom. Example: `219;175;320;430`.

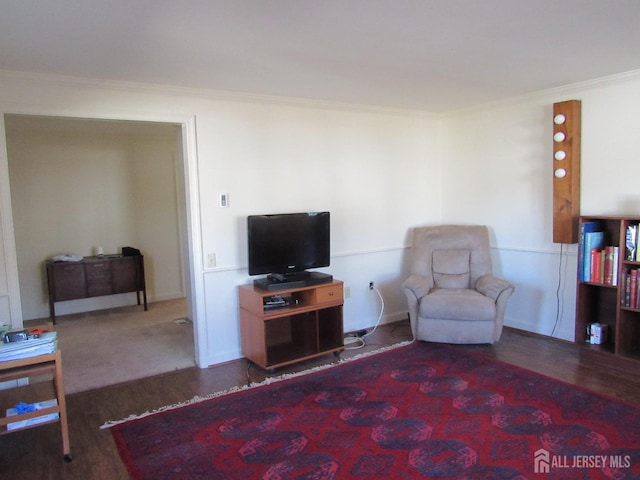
0;332;57;362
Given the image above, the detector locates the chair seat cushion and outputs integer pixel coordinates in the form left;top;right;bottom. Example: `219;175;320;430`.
419;289;495;321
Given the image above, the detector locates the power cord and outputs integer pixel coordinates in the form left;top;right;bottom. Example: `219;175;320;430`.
551;243;566;337
343;285;385;349
363;285;384;338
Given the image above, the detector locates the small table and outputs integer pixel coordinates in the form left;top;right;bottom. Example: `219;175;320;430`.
0;333;72;461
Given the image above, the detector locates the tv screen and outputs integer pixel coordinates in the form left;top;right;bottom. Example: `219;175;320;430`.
247;212;330;277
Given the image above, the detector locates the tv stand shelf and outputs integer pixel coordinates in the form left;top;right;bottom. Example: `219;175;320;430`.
239;280;344;371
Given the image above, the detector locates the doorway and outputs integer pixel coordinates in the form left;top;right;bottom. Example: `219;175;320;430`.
4;114;198;392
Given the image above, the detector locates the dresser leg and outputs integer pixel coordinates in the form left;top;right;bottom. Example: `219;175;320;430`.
49;300;56;325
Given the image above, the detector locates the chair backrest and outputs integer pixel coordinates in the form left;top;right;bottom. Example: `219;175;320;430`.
409;225;493;290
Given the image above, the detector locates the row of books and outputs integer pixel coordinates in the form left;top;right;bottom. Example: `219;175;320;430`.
578;222;620;284
587;246;619;285
579;221;640;285
622;268;640;309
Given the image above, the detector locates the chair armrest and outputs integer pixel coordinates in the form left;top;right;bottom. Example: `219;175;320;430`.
476;274;514;302
401;275;431;299
402;275;432;341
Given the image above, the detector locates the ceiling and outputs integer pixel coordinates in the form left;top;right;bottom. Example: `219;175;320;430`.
1;1;640;113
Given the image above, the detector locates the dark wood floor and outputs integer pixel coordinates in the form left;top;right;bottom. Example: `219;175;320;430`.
1;321;638;480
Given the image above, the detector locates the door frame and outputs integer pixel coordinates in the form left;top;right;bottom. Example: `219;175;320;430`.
0;111;207;368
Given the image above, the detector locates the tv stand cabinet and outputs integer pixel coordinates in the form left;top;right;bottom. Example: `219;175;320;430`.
239;280;344;371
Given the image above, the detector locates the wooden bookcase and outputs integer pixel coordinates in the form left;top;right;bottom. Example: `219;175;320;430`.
239;280;344;371
576;215;640;370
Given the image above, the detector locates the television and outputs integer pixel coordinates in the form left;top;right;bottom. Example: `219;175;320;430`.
247;211;332;290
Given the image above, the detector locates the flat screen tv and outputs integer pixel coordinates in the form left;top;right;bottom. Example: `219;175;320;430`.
247;212;331;289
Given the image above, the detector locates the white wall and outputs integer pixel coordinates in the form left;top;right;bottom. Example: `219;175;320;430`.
0;73;440;367
1;69;639;366
441;71;640;340
5;116;184;319
195;102;441;364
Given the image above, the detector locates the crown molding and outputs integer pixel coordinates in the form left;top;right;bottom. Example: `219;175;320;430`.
440;68;640;118
0;69;436;120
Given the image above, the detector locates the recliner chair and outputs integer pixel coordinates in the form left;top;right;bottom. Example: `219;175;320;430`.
402;225;514;344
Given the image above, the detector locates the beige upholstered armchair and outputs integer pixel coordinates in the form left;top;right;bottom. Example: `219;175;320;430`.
402;225;514;344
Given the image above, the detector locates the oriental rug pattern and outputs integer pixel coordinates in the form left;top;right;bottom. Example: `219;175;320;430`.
110;342;640;479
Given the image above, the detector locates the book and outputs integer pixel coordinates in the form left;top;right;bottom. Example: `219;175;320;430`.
603;246;615;285
579;222;602;281
626;224;639;261
5;399;59;431
612;246;620;286
624;272;632;307
583;231;604;282
630;269;638;310
591;249;603;283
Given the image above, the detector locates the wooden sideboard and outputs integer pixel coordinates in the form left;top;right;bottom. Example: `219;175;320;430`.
46;255;147;323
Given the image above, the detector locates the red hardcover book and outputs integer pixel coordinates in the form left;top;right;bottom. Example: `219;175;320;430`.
590;249;602;283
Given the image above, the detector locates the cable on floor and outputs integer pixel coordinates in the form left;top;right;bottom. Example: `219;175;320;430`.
343;285;385;349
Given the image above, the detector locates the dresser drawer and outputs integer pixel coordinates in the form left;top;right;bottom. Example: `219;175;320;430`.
86;261;112;297
48;263;86;301
111;257;139;293
315;284;343;304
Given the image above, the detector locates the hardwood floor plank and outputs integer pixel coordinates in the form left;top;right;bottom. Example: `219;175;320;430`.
0;322;638;480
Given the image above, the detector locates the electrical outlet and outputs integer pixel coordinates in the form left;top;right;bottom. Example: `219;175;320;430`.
207;253;216;268
369;281;374;290
344;286;351;298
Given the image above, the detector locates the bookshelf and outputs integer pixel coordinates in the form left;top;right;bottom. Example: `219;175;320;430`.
576;215;640;370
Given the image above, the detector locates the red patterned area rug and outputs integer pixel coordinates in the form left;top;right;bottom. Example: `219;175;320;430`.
108;342;640;479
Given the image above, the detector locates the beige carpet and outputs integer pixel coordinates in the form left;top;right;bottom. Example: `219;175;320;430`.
44;298;195;394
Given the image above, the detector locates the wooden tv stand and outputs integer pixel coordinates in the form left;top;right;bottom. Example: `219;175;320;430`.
239;280;344;371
